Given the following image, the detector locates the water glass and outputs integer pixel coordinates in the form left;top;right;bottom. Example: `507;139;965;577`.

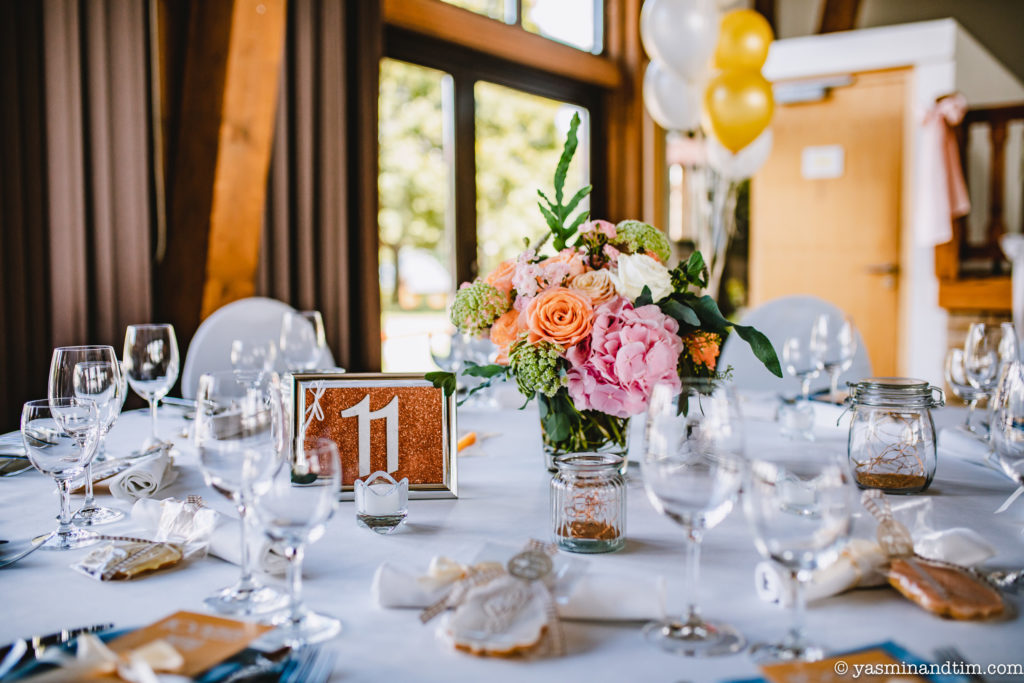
641;380;745;657
49;345;124;525
945;348;985;433
782;334;824;403
124;324;180;449
21;399;101;550
280;310;326;371
195;370;286;615
231;339;278;380
811;313;857;402
251;439;342;647
992;360;1024;483
743;445;854;662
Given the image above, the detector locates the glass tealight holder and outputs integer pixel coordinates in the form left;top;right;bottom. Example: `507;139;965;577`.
778;399;815;440
551;453;625;553
355;471;408;534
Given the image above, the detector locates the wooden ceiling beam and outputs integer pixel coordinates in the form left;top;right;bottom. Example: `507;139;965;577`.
818;0;861;34
156;0;286;345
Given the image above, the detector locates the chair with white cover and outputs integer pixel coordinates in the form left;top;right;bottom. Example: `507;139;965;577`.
717;295;872;396
180;297;336;399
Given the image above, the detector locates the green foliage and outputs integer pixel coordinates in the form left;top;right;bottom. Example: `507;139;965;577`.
536;112;591;251
426;371;458;397
538;389;630;454
614;220;671;262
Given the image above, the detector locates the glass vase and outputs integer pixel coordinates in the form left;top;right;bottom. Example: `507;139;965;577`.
538;393;630;473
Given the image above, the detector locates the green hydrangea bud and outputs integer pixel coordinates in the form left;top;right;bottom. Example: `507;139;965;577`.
614;220;671;263
508;336;564;398
449;280;512;336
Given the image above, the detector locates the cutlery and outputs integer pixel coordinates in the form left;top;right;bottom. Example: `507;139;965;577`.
0;623;115;671
0;533;53;569
282;645;334;683
0;639;26;678
933;646;986;682
0;456;33;478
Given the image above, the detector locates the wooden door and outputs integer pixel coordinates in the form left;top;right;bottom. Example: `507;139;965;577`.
750;69;905;376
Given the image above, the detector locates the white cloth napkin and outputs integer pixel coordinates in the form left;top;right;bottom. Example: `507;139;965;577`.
754;529;997;607
108;452;178;502
131;499;287;576
373;561;666;622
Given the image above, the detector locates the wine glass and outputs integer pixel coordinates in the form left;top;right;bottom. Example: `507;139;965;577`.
123;324;180;449
195;370;286;615
251;439;342;647
945;348;985;433
811;314;857;402
48;346;124;525
641;380;746;657
743;445;855;662
783;334;825;403
964;323;1004;397
231;339;278;383
991;360;1024;483
280;310;326;371
21;399;101;550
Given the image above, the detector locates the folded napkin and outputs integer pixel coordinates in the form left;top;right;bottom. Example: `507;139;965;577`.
754;528;997;607
373;560;666;622
131;498;288;576
109;452;178;502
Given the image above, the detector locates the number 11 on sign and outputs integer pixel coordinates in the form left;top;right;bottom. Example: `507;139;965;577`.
341;395;399;477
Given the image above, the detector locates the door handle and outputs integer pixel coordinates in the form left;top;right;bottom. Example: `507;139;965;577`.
864;263;899;276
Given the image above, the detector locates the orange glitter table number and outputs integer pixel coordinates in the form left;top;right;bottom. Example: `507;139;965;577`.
291;373;458;499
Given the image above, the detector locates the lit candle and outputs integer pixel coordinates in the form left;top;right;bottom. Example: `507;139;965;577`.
355;471;408;534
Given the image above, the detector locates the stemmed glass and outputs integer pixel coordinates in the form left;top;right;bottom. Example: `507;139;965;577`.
124;324;180;449
991;361;1024;483
783;333;825;403
48;346;124;525
743;445;855;662
232;339;278;389
641;380;746;657
21;399;101;550
811;314;857;402
280;311;326;371
251;439;342;647
195;370;286;615
945;348;986;433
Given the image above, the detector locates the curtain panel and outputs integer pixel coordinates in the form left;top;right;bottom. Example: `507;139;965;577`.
258;0;383;372
0;0;152;428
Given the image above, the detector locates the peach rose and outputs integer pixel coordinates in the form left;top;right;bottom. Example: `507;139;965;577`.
525;287;593;348
489;310;523;365
485;259;516;294
568;270;618;306
539;248;587;281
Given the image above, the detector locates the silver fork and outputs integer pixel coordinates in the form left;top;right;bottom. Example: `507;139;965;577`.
934;646;986;683
282;645;324;683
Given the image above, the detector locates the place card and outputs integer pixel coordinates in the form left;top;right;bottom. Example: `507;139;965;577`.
108;611;272;677
292;373;458;499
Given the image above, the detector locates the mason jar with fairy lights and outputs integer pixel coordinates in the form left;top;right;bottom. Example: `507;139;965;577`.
847;378;945;494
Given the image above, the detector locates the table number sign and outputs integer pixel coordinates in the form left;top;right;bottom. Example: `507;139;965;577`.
292;373;457;499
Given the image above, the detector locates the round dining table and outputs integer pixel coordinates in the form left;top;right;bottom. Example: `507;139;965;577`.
2;396;1023;682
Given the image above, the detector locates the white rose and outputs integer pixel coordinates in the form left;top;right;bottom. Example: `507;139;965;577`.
610;253;673;303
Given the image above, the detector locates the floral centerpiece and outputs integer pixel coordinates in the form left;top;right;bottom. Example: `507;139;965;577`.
429;114;781;467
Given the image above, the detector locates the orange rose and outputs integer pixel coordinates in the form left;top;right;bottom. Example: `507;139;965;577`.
525;287;593;347
489;310;523;365
485;259;516;294
684;331;721;371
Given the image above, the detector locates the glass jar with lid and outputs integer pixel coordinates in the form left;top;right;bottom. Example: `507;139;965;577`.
847;377;944;494
551;453;626;553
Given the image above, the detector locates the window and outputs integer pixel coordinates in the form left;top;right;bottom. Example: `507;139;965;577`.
441;0;603;53
378;4;607;371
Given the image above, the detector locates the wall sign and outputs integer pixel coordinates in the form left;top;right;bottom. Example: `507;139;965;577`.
292;373;457;499
801;144;845;179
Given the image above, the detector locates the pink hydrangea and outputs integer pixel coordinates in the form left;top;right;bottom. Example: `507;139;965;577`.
581;219;617;239
565;297;684;418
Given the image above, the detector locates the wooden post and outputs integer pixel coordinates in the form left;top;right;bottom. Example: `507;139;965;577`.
818;0;861;34
156;0;287;345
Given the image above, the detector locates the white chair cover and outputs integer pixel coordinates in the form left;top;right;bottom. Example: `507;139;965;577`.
180;297;336;398
717;295;872;396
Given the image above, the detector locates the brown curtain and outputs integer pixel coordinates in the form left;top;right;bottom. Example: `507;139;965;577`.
258;0;382;372
0;0;152;428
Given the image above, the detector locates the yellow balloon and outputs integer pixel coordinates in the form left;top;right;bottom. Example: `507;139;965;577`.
714;9;774;71
704;70;774;153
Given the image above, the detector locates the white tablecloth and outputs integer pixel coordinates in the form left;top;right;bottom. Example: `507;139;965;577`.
2;400;1024;682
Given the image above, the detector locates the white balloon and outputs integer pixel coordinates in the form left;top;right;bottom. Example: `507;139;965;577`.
707;128;773;180
643;61;703;131
640;0;720;80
